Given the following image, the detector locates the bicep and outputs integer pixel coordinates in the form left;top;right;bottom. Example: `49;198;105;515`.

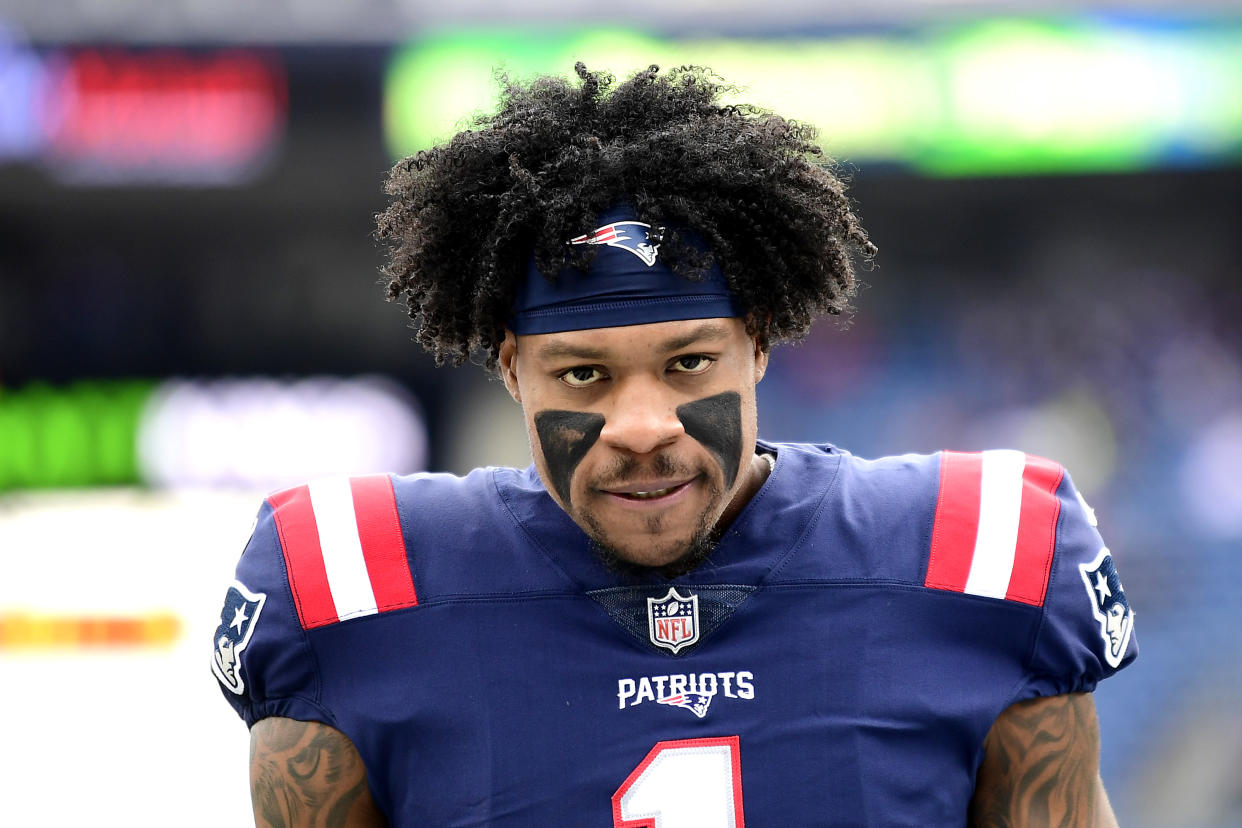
249;717;387;828
968;692;1119;828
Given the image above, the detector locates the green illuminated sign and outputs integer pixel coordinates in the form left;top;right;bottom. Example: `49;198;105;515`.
384;18;1242;176
385;29;670;153
0;381;153;491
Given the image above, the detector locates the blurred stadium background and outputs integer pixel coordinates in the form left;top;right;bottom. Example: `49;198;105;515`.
1;1;1241;824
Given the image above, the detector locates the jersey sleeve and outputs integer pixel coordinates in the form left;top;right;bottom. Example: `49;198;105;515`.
1022;467;1138;698
209;497;335;729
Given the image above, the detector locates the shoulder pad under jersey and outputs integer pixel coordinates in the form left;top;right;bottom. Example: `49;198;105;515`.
920;450;1137;695
210;474;417;726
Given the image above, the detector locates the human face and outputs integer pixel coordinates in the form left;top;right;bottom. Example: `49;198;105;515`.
1105;603;1127;655
499;317;769;573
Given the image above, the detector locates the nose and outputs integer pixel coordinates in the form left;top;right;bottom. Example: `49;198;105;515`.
598;380;685;456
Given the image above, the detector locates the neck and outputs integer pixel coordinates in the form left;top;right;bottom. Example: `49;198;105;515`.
714;450;773;535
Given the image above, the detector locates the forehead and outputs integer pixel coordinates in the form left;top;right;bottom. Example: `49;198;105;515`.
520;317;747;362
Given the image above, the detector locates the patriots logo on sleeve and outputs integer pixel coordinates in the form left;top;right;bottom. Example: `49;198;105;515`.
568;221;661;266
1079;548;1134;668
212;580;266;695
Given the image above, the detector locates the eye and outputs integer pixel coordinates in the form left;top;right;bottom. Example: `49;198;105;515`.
559;366;606;388
669;355;714;374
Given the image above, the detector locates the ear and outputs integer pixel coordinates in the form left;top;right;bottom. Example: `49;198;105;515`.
753;336;770;384
498;329;522;403
745;313;771;384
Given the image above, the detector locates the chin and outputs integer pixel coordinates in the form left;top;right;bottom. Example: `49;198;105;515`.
615;541;696;569
583;513;717;577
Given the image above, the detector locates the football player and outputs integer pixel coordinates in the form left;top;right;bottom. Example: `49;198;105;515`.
214;64;1136;826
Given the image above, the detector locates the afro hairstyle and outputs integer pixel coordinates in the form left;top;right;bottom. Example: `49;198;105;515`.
376;62;876;369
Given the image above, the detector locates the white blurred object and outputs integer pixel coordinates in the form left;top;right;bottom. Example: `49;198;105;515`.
1180;412;1242;538
137;376;427;490
0;488;262;825
966;389;1118;496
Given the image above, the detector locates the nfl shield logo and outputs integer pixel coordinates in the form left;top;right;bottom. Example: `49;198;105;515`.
647;587;700;654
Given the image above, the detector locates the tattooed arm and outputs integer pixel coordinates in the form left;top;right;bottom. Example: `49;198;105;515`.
250;717;388;828
968;692;1119;828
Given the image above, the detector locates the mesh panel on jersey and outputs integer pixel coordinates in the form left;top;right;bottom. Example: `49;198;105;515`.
586;584;756;657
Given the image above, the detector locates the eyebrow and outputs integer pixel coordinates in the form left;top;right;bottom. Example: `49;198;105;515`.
534;321;733;361
658;321;732;352
535;342;609;361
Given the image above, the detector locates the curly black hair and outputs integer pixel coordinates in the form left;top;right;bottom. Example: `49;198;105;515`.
376;62;876;369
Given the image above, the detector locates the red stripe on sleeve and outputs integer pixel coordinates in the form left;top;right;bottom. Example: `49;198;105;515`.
924;451;983;593
351;475;418;612
267;485;338;629
1004;455;1065;606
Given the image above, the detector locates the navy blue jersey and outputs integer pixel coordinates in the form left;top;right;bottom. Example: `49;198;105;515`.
212;441;1136;826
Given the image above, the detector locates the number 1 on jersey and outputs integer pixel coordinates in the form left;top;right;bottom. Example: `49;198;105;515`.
612;736;745;827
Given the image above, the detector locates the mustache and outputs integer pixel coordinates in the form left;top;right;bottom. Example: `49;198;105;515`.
589;452;703;489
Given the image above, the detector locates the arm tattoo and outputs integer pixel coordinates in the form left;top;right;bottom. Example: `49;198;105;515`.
969;692;1116;828
250;717;386;828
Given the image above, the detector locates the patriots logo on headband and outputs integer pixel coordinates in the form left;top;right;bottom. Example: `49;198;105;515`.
569;221;660;266
509;203;741;335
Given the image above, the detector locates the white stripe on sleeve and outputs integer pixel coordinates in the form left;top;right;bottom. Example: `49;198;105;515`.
963;449;1027;599
307;476;379;620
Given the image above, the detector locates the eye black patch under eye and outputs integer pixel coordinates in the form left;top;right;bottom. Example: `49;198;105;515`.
534;410;605;505
676;391;743;490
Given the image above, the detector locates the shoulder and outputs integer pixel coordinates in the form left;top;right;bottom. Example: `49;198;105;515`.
212;468;514;721
260;473;431;629
921;449;1066;606
764;439;943;498
266;467;497;541
234;465;576;622
768;442;1083;605
771;442;1136;688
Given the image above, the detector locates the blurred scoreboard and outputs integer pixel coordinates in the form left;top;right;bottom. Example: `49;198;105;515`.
0;40;286;184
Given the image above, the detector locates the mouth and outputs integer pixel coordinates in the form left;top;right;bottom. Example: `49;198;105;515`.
599;477;697;504
627;487;676;500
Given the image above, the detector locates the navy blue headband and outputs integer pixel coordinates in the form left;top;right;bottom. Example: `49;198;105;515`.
507;204;743;335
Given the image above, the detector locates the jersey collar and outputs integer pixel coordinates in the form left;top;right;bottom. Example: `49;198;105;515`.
494;440;843;591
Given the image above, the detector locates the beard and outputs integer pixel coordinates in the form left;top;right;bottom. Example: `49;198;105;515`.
587;520;719;578
577;451;725;578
